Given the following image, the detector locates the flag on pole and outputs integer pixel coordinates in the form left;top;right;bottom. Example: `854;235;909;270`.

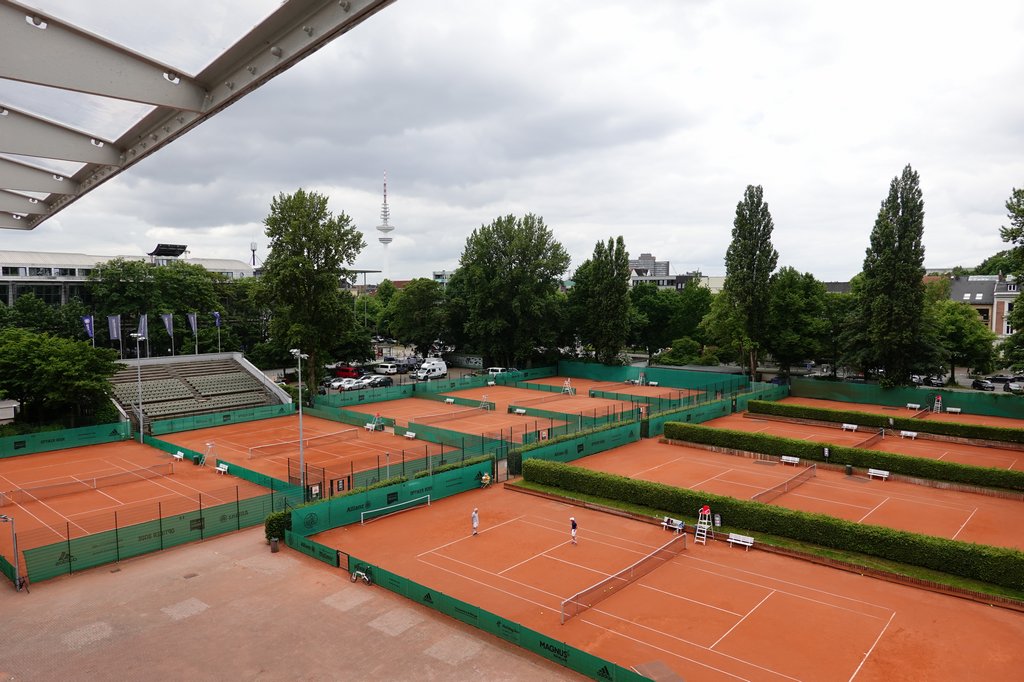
161;313;174;337
213;311;221;328
137;314;148;338
81;315;94;338
187;312;198;335
107;314;121;340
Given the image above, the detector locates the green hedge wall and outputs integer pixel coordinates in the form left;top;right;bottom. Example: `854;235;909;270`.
521;459;1024;589
748;400;1024;445
663;422;1024;493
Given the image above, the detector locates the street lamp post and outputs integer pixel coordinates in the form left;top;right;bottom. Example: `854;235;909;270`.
290;348;309;494
131;333;146;443
0;514;21;591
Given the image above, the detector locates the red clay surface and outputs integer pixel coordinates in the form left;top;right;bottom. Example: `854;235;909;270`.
526;375;706;401
576;438;1024;550
783;395;1024;430
318;485;1024;681
0;440;269;560
711;412;1024;472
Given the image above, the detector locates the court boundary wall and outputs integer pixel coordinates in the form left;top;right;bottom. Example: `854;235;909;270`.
149;403;295;435
0;421;130;459
509;421;641;475
344;554;648;682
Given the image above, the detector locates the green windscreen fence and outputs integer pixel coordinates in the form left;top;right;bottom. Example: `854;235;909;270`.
0;554;15;587
0;421;130;459
558;360;749;394
316;383;414;407
790;377;1024;419
304;405;396;430
518;422;640;467
345;556;647;682
23;488;288;583
285;529;340;567
212;459;305;505
395;423;507;460
150;403;295;435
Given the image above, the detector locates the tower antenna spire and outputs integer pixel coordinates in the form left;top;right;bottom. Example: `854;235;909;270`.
376;171;395;280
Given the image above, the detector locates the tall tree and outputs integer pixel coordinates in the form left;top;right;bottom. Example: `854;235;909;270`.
849;164;927;386
385;278;446;355
723;185;778;377
568;237;632;364
763;267;828;378
934;299;996;378
449;214;569;367
673;276;713;344
629;283;683;359
260;189;365;380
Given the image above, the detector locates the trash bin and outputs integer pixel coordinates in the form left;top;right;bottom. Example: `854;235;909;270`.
845;464;853;476
270;538;279;553
192;455;200;466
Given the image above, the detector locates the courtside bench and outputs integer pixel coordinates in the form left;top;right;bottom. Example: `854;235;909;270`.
660;516;684;533
727;533;754;550
404;431;416;440
841;423;858;432
946;407;961;414
780;455;800;466
899;430;917;439
868;468;890;481
215;462;229;475
513;408;526;415
172;451;185;462
906;403;921;410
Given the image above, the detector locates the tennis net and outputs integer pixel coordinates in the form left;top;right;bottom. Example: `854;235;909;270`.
751;463;817;504
560;533;686;624
856;427;885;449
248;428;359;459
413;405;489;426
361;494;431;524
0;462;174;507
513;392;572;408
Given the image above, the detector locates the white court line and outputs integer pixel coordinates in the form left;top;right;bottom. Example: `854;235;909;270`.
499;540;573;575
856;493;888;520
638;582;744;617
849;611;897;681
951;508;979;540
416;514;524;557
2;500;68;542
417;554;561;606
517;515;658;554
789;491;873;512
710;590;774;649
690;469;741;490
111;456;231;504
630;453;694;478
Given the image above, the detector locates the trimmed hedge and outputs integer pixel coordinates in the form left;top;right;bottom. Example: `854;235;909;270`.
521;459;1024;589
507;422;621;476
748;399;1024;445
664;422;1024;492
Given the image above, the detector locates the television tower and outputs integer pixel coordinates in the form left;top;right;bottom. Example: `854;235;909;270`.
376;171;395;281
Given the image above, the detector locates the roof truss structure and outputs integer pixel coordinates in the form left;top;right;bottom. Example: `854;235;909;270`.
0;0;396;230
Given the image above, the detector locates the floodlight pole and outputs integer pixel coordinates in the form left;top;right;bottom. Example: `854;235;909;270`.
0;514;21;591
290;348;309;494
131;333;146;443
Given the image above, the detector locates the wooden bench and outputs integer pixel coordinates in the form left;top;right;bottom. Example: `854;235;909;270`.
946;407;961;414
868;468;890;481
780;455;800;466
841;423;858;432
513;408;526;415
444;398;455;404
660;516;684;533
214;463;229;475
899;430;917;439
404;431;416;440
906;403;920;410
172;451;185;462
727;533;754;550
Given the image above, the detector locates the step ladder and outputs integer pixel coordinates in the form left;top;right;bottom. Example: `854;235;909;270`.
562;379;575;396
932;396;943;413
694;506;714;546
200;441;214;467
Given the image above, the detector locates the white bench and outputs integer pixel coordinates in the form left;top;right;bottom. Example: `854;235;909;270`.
648;381;659;387
946;407;961;414
780;455;800;466
868;468;890;481
172;451;185;462
906;403;920;410
513;408;526;415
899;430;917;439
841;423;858;432
660;516;684;533
215;463;229;475
404;431;416;440
727;533;754;550
487;381;496;386
444;398;455;404
364;422;377;432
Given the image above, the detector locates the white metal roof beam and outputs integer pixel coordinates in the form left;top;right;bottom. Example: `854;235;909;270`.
0;0;208;111
0;213;30;229
0;157;78;194
0;189;47;214
0;105;121;165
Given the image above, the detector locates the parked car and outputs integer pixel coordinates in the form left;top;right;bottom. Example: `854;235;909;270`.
986;373;1014;384
331;364;363;379
1004;381;1024;394
924;376;946;387
330;377;359;390
366;375;393;388
971;378;995;391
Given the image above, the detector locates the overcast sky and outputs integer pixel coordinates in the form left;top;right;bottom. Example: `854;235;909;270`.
4;1;1024;283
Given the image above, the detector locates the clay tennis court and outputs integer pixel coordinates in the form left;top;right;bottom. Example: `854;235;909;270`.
783;395;1024;430
574;438;1024;550
527;375;707;402
440;384;638;420
162;414;456;488
0;439;269;557
710;412;1024;472
318;486;1024;681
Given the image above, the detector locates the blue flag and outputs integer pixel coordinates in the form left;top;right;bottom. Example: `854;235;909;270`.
107;314;121;340
213;311;221;328
137;314;148;338
161;313;174;337
81;315;94;339
187;312;197;335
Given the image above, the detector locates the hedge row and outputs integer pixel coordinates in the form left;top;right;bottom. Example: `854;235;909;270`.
664;422;1024;492
521;459;1024;589
507;422;619;476
413;454;494;479
748;400;1024;445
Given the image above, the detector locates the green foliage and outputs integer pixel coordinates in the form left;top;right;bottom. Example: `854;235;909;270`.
664;420;1024;491
629;283;681;358
264;510;289;541
997;186;1024;249
657;337;701;365
412;455;493;478
933;299;997;376
975;250;1024;277
568;237;632;364
447;214;570;366
385;278;445;356
723;185;779;377
763;267;827;375
521;458;1024;589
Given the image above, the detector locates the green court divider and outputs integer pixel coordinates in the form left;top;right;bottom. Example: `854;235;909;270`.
284;529;339;566
646;399;731;437
415;393;486;408
212;459;305;504
150;403;295;435
291;461;491;537
22;490;285;583
0;554;14;587
143;434;205;461
303;405;396;430
345;555;647;681
557;360;751;395
0;421;130;459
506;366;557;382
396;423;506;459
517;422;640;467
517;381;565;394
790;377;1024;419
316;383;414;407
413;375;491;394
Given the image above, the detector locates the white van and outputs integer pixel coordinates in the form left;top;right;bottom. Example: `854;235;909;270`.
413;359;447;380
376;363;399;375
